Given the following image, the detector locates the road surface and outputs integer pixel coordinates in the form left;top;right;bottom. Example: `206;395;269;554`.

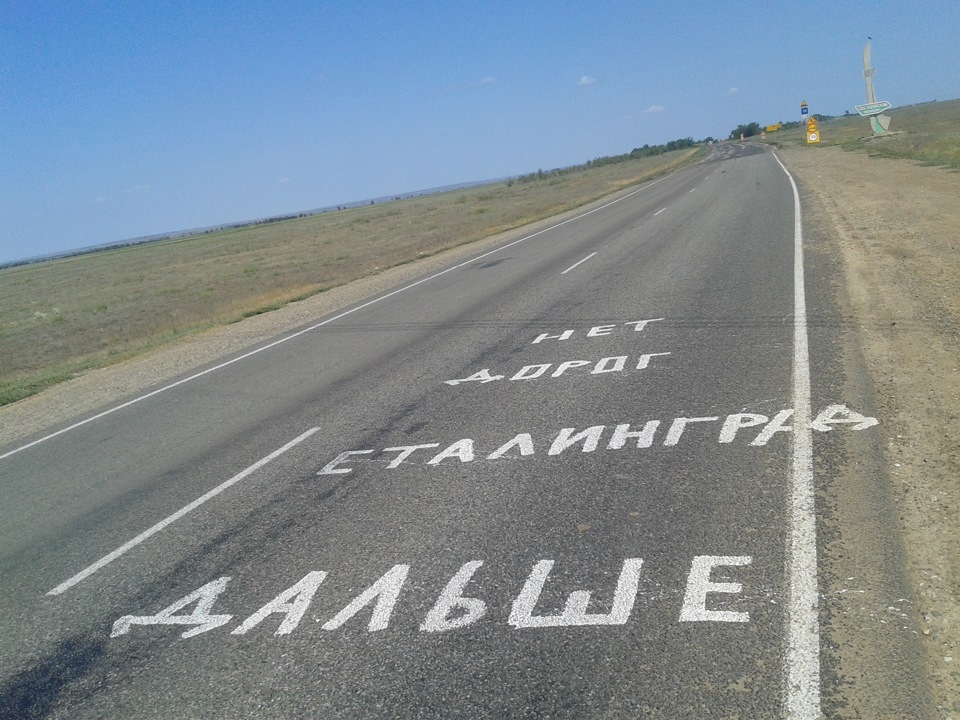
0;144;929;718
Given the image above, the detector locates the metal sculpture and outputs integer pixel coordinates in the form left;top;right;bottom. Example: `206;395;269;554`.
858;39;892;134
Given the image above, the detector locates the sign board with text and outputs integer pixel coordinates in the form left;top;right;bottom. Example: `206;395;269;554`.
855;101;891;117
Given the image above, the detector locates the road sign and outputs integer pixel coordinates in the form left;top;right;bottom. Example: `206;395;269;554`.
806;117;820;144
801;101;809;118
855;101;892;117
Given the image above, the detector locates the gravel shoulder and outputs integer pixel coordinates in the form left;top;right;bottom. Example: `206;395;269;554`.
782;144;960;717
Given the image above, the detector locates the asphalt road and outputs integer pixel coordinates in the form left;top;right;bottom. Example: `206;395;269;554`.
0;145;929;718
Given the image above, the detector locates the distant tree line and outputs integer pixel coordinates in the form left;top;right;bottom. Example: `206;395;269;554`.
729;116;837;139
510;136;711;185
227;212;311;230
0;235;178;270
627;136;701;158
730;122;763;139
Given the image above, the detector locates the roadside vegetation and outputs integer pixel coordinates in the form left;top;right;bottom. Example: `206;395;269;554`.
0;145;706;406
747;98;960;169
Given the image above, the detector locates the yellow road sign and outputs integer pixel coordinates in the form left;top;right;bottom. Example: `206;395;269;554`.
806;117;820;144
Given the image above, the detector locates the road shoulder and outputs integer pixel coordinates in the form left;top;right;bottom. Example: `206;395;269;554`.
783;144;960;718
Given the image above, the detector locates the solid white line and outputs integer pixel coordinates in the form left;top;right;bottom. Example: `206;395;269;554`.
688;188;696;193
560;252;597;275
772;151;820;718
2;174;678;462
653;207;667;216
46;426;319;595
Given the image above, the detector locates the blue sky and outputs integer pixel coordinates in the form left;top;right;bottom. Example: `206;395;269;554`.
2;1;958;264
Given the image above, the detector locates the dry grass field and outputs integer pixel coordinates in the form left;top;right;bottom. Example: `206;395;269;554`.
0;148;702;405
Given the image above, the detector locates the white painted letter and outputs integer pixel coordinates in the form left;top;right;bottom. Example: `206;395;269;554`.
663;417;719;446
420;561;487;632
232;571;327;636
532;330;574;344
322;565;409;632
636;352;671;370
511;364;551;380
383;444;440;468
318;449;374;475
751;409;794;446
549;426;605;455
811;404;879;432
445;369;504;386
607;421;660;449
718;413;769;444
509;559;643;628
427;439;475;465
111;577;233;639
552;360;591;377
587;324;616;337
487;433;535;459
624;318;664;333
592;356;627;374
680;556;751;622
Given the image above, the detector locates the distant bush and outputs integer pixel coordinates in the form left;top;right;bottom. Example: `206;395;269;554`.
513;138;703;184
729;122;762;139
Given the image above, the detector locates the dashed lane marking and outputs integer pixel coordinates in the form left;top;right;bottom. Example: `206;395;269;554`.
561;252;597;275
46;427;320;596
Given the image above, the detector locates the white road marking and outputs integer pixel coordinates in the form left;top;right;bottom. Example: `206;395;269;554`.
315;405;878;474
232;570;327;636
320;564;409;632
47;427;319;596
560;252;597;275
110;554;755;639
679;556;751;623
1;176;676;462
508;558;643;628
111;576;234;638
421;561;487;632
688;188;697;193
444;352;671;385
532;319;662;343
773;151;821;718
654;207;667;216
